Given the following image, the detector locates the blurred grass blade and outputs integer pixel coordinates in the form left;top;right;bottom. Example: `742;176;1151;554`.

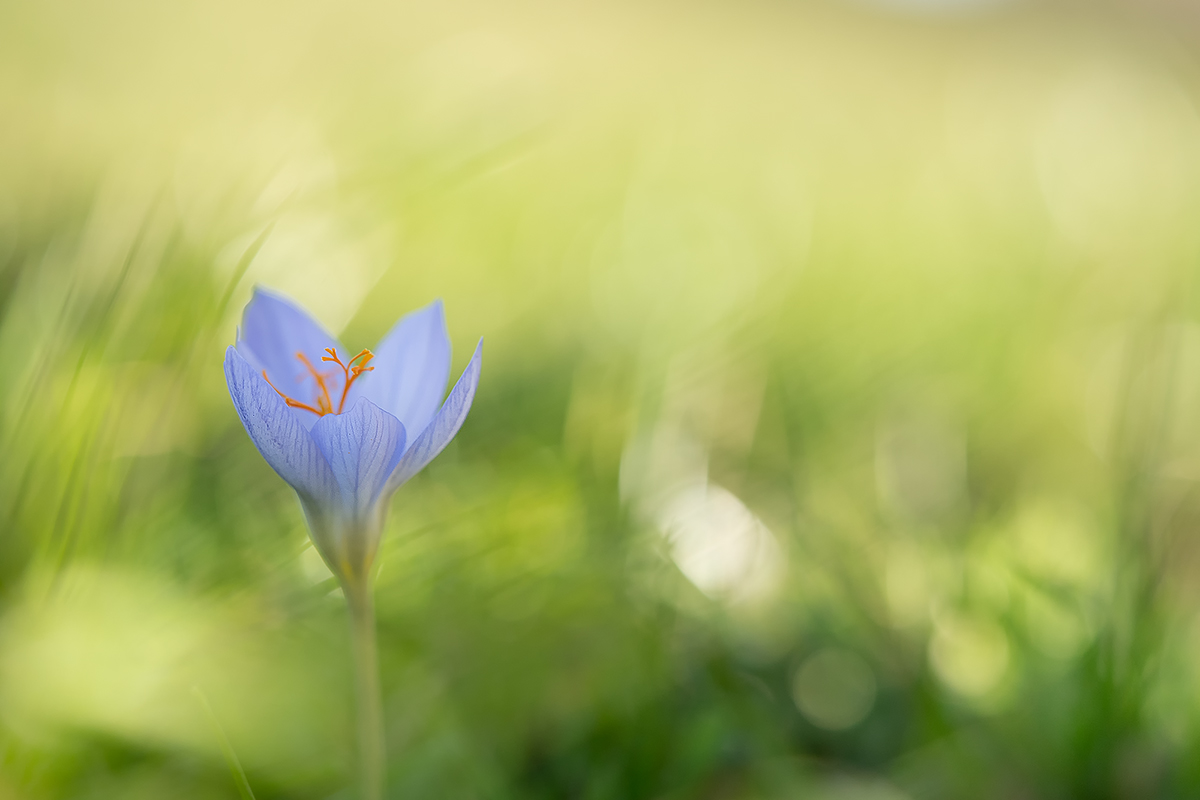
216;220;276;321
192;686;257;800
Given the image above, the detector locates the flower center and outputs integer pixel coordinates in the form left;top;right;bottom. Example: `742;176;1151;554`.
262;347;375;416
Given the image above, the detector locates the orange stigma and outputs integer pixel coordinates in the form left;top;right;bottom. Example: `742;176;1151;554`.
262;347;375;416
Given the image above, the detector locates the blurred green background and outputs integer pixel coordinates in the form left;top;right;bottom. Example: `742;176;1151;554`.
4;0;1200;797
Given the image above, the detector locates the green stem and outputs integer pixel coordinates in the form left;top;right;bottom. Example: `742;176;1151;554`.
346;580;385;800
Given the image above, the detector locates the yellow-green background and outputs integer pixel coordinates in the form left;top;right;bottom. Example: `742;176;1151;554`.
2;0;1200;796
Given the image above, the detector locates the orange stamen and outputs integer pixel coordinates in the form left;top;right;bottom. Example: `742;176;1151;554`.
296;352;334;415
322;347;375;414
261;371;326;416
262;347;376;417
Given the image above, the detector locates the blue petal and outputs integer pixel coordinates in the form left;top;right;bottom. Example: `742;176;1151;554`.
224;347;338;508
309;397;407;523
357;299;451;442
385;338;482;494
236;287;343;431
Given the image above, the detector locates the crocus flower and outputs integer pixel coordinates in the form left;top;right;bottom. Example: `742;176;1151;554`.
224;287;482;588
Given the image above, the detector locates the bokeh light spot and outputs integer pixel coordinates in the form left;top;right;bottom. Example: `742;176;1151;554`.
792;648;877;731
929;613;1010;698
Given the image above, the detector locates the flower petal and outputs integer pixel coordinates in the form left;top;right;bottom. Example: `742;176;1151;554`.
308;397;407;523
235;287;343;430
357;298;452;442
224;347;338;507
385;338;482;494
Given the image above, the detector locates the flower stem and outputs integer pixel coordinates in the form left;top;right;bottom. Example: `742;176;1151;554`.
346;580;385;800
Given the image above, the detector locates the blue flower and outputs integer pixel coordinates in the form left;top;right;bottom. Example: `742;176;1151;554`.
224;287;482;586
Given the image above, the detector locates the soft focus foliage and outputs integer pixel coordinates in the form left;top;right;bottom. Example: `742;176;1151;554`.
3;0;1200;797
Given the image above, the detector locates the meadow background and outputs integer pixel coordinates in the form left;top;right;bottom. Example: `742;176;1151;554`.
3;0;1200;797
